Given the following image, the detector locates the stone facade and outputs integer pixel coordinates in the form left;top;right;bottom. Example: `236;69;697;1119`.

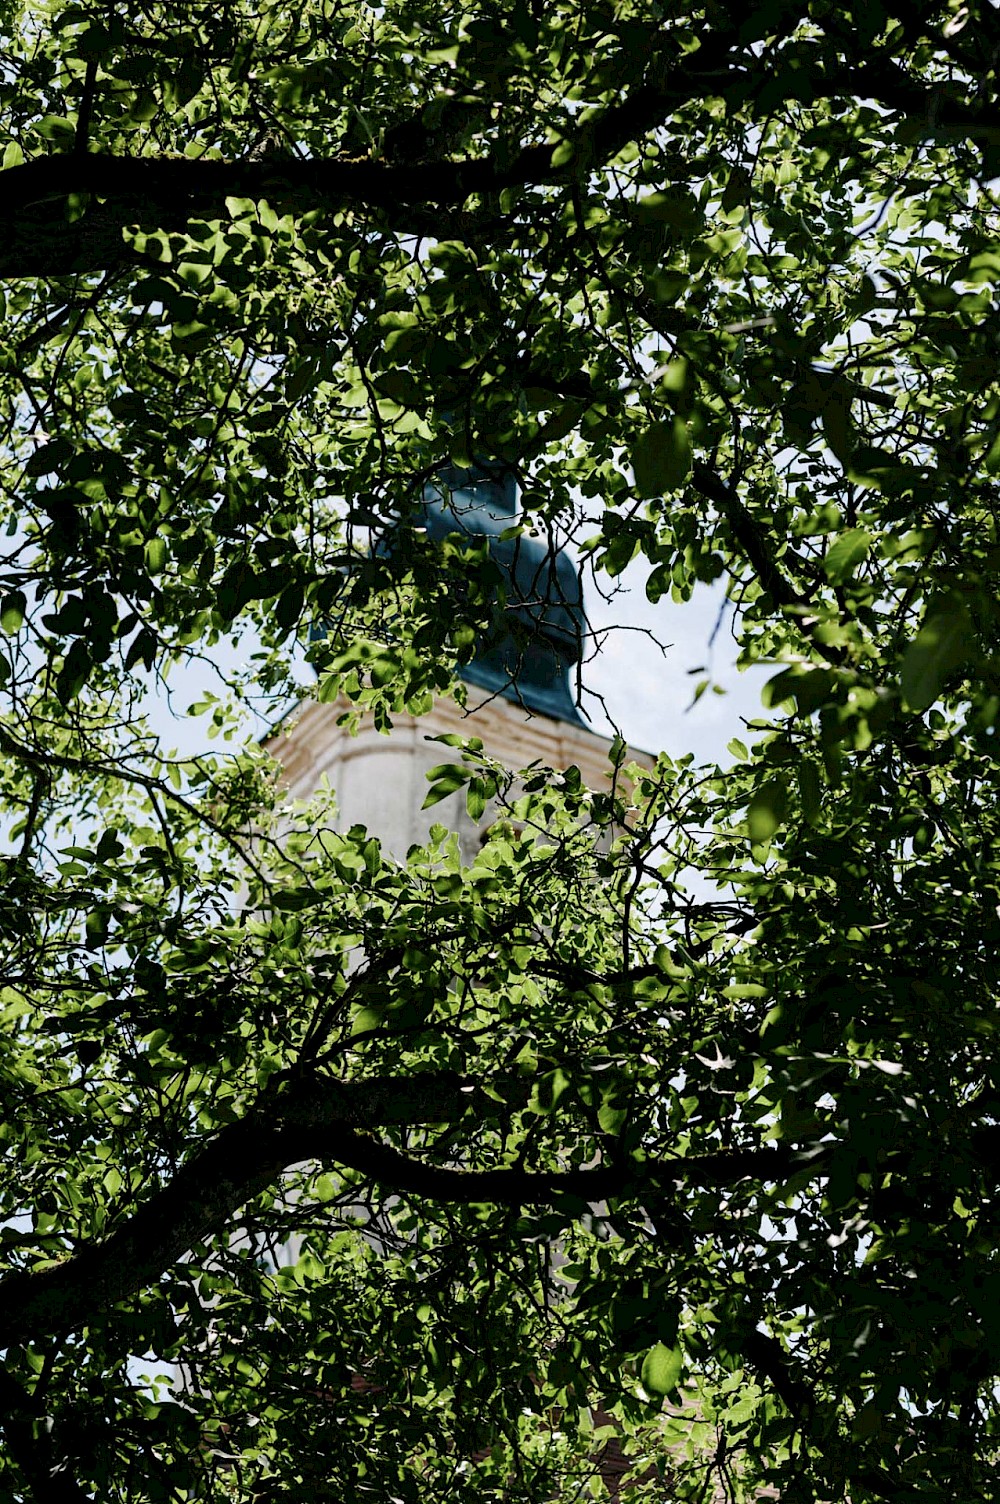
267;686;649;862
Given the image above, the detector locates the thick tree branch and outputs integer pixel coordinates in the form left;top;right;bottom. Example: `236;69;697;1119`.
691;462;811;615
309;1129;817;1207
0;1065;816;1350
0;1071;522;1348
0;41;994;280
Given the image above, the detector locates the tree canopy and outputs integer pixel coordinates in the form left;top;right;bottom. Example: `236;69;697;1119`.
1;0;1000;1498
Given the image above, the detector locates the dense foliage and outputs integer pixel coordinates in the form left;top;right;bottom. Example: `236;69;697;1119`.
1;0;1000;1498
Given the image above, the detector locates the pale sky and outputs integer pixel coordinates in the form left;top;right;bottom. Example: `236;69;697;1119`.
582;568;772;765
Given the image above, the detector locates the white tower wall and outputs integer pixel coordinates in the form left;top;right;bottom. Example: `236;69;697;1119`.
269;689;643;862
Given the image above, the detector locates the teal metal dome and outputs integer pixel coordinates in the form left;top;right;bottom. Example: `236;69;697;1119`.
404;461;588;726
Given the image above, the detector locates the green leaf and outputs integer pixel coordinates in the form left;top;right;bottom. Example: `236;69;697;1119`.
25;438;73;476
747;779;787;844
820;388;854;464
125;627;157;673
275;581;305;634
351;1006;383;1036
0;590;25;634
145;537;167;574
35;115;76;142
631;417;691;497
799;760;822;825
900;600;972;713
529;1067;571;1115
635;188;701;233
56;638;92;704
313;1175;337;1203
422;762;472;808
640;1342;683;1396
598;1101;627;1134
659;358;689;400
823;528;871;584
721;164;752;213
77;22;113;59
427;733;484;751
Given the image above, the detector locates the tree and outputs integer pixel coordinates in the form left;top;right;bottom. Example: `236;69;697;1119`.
0;0;999;1497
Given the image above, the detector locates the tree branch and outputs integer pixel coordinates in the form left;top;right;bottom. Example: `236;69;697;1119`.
691;462;850;668
0;41;994;280
74;57;98;159
0;1061;818;1350
307;1128;816;1207
691;462;811;615
0;1070;522;1348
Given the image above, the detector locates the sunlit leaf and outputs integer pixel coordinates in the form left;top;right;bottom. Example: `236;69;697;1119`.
747;779;787;844
823;528;871;584
641;1342;683;1396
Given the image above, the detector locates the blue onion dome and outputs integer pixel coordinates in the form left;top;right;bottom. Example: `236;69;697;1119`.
399;459;588;726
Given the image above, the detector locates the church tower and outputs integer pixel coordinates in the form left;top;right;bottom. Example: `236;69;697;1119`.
269;462;637;857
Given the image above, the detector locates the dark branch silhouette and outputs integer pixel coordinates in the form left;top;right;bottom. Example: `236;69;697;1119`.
0;1064;825;1350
